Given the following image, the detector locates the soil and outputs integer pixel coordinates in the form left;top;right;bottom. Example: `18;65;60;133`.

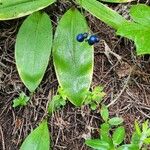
0;0;150;150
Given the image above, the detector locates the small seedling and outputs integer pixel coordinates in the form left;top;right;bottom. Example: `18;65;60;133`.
48;87;67;115
84;86;106;110
12;92;29;108
85;105;150;150
131;120;150;149
85;105;125;150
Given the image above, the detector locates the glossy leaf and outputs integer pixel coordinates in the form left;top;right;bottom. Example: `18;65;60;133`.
53;8;93;106
100;0;134;3
117;4;150;55
112;126;125;146
85;139;110;150
108;117;123;126
76;0;127;29
20;120;50;150
0;0;56;20
15;12;52;92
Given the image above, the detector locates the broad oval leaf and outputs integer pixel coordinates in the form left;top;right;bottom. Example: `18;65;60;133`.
20;120;50;150
15;12;52;92
0;0;56;20
85;139;110;150
53;8;93;106
112;126;125;146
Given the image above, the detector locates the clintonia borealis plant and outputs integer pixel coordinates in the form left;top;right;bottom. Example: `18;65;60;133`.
0;0;150;149
0;0;149;107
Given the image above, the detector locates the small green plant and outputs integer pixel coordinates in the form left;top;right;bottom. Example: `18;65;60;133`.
12;92;29;108
131;120;150;150
85;105;125;150
48;87;67;115
84;86;106;110
48;86;105;114
85;105;150;150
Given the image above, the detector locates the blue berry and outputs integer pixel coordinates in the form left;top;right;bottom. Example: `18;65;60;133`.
88;35;97;45
88;35;100;45
76;34;84;42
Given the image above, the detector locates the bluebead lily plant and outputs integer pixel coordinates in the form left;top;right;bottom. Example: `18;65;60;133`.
0;0;150;149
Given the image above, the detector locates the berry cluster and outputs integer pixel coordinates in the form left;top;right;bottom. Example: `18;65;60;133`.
76;33;100;45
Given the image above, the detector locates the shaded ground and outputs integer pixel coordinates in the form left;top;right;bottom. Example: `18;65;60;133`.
0;0;150;150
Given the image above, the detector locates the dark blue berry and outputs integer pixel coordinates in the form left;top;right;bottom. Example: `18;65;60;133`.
88;35;100;45
76;34;84;42
88;35;97;45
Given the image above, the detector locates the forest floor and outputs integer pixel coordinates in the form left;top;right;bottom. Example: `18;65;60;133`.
0;0;150;150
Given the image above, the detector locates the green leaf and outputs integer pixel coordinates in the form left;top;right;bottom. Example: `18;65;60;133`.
12;92;29;108
85;139;110;150
134;120;141;135
92;86;106;103
76;0;127;29
53;8;93;106
15;12;52;92
131;132;140;145
143;138;150;144
112;126;125;146
0;0;56;20
84;91;92;105
100;105;109;122
48;95;66;115
118;144;139;150
130;4;150;27
20;120;50;150
90;102;97;110
146;128;150;137
117;4;150;55
100;0;134;3
108;117;123;126
100;123;112;144
58;87;67;100
142;120;149;133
